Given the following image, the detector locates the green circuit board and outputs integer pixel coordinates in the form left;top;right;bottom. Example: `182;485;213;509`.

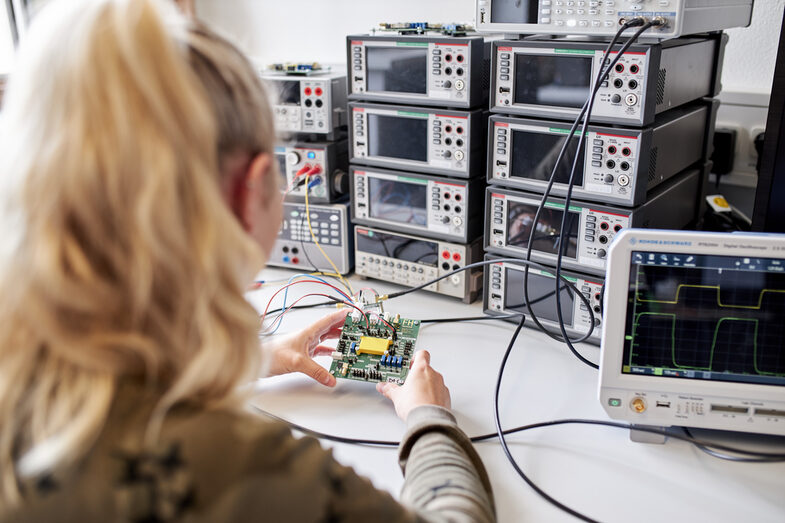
329;314;420;385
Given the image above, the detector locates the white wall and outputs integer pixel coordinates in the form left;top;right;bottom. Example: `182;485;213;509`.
722;0;784;94
196;0;784;94
195;0;475;67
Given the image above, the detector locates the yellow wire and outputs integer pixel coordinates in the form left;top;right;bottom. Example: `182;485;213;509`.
304;172;354;295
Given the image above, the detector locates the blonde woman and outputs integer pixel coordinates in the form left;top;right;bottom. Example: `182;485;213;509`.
0;1;495;521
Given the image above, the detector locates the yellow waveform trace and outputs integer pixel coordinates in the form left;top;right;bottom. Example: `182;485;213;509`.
636;284;785;310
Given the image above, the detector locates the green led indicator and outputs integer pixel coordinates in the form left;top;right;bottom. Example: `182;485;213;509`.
397;176;427;184
555;48;596;55
654;368;664;376
398;110;429;118
608;398;622;407
545;202;583;212
548;127;588;136
625;335;633;340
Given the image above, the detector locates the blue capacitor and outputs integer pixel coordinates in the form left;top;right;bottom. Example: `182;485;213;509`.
396;356;402;368
350;342;357;353
381;355;387;366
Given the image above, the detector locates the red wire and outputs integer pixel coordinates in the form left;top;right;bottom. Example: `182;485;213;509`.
262;292;369;333
369;312;395;334
261;279;352;323
284;165;322;194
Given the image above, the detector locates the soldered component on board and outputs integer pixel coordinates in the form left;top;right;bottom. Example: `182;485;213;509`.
357;336;392;356
329;313;419;385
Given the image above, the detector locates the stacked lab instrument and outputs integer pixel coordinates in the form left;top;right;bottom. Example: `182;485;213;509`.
260;66;354;274
346;27;497;303
481;32;727;343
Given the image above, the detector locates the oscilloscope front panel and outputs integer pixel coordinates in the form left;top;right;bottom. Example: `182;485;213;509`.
600;229;785;436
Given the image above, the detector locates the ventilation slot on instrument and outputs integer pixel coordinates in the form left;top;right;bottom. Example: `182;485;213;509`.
648;148;659;182
656;69;667;106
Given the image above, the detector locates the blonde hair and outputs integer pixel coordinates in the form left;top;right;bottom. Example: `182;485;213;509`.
0;0;270;502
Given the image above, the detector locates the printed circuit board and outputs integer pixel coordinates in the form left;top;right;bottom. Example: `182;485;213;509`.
329;313;420;384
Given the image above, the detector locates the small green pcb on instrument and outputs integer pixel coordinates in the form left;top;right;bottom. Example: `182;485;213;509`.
329;314;420;384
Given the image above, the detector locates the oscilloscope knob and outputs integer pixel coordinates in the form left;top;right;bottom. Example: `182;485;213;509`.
443;80;452;88
442;216;451;224
597;249;607;259
286;151;301;165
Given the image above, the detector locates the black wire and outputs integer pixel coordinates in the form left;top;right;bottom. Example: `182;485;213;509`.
682;427;785;463
384;257;592;316
252;405;785;460
498;20;653;521
494;313;601;521
553;21;656;372
419;313;523;324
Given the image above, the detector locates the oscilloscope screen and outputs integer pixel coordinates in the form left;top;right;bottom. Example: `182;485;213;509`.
622;252;785;387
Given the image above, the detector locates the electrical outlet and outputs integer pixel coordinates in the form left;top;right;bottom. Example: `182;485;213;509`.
716;91;770;179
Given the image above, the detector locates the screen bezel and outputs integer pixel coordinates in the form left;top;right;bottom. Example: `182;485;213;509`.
367;175;429;228
367;112;430;163
599;229;785;400
512;52;593;110
365;45;429;95
276;80;301;105
502;264;576;326
505;198;581;260
508;127;586;186
621;252;785;388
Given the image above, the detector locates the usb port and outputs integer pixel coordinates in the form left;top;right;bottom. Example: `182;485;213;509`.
499;87;510;93
356;142;365;147
754;408;785;417
304;120;314;126
496;160;507;166
656;401;671;408
493;229;502;235
491;293;501;300
711;405;748;414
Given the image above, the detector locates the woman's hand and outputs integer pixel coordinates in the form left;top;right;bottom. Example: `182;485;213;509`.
262;308;350;387
376;350;451;421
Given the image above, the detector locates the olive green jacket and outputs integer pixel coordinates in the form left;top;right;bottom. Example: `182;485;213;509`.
2;386;495;522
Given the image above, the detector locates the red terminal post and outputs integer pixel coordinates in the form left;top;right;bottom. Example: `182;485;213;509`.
314;87;323;96
452;252;461;262
304;87;312;96
442;250;450;259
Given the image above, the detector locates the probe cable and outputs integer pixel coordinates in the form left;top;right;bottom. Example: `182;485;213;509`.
554;19;661;371
303;168;355;295
517;18;654;369
250;405;785;461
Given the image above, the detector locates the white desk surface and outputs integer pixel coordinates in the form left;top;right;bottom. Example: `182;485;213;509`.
248;268;785;523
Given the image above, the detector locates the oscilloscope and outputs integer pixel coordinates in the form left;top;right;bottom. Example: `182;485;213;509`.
600;229;785;436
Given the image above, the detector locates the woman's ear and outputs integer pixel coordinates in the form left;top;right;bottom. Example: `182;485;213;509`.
237;152;273;232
